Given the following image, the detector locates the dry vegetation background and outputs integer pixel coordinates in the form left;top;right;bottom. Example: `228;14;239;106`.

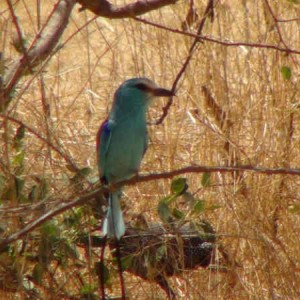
0;0;300;299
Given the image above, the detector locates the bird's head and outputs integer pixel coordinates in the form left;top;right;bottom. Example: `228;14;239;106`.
114;78;175;109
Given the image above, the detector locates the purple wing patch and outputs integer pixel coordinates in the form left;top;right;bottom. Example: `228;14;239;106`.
96;119;109;153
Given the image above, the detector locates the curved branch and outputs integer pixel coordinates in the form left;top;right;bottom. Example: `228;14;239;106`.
77;0;178;18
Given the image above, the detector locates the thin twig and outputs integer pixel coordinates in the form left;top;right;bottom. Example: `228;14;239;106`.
151;0;215;125
135;17;300;55
263;0;299;66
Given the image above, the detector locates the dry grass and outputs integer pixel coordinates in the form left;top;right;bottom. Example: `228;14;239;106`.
0;0;300;299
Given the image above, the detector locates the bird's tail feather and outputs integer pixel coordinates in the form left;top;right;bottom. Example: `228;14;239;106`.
102;191;125;240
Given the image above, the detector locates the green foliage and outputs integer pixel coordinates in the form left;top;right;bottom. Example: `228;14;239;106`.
38;220;79;266
158;177;221;225
0;176;25;203
121;255;134;270
171;177;188;195
0;124;29;203
80;284;97;299
158;201;174;224
13;125;25;150
41;220;60;237
280;66;292;80
28;178;49;202
32;263;44;285
172;207;185;219
191;220;216;243
63;207;84;227
201;172;211;187
69;166;93;192
191;199;206;214
155;245;167;261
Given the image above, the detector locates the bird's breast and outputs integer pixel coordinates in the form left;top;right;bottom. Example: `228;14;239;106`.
104;115;148;183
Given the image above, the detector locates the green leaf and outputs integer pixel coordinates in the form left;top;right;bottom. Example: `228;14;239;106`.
280;66;292;80
28;179;48;202
32;263;44;285
58;239;78;260
64;208;84;227
160;194;177;205
0;177;24;202
201;172;211;187
158;201;173;224
79;167;92;176
192;200;206;214
171;177;187;195
80;284;96;296
41;221;60;238
182;191;197;207
13;125;25;150
287;204;300;214
15;125;25;140
12;151;25;167
172;208;184;219
14;177;25;199
121;255;133;270
155;245;166;261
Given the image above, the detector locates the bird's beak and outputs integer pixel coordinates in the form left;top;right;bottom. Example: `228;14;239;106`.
153;87;175;97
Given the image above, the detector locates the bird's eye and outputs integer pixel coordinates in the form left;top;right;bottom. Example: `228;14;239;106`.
134;83;151;92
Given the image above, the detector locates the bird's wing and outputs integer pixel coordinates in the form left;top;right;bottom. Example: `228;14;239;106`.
143;129;149;157
96;119;114;180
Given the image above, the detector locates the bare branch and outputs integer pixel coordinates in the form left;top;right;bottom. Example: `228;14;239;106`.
135;17;300;55
77;0;178;18
277;17;300;23
0;0;76;110
263;0;299;65
1;164;299;251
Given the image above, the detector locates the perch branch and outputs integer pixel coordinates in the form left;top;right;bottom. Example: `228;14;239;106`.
1;164;299;251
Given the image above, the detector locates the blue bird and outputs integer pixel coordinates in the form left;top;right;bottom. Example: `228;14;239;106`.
97;78;174;239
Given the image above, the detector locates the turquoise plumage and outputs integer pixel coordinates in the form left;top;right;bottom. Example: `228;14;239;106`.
97;78;174;239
